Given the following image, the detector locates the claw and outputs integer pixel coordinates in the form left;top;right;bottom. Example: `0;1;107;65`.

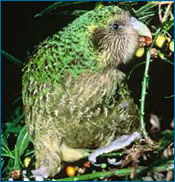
90;161;102;167
107;158;122;166
89;132;142;167
31;166;48;181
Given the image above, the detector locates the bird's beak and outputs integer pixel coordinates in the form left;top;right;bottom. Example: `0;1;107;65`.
131;17;152;40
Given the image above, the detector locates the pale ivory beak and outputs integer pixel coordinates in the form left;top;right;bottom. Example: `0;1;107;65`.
131;17;152;39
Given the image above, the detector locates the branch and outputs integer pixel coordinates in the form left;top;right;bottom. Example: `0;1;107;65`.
55;160;174;181
139;28;161;143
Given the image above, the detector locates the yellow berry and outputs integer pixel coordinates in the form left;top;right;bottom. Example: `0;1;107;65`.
135;47;145;57
24;157;31;168
169;41;174;52
156;34;166;48
66;166;76;177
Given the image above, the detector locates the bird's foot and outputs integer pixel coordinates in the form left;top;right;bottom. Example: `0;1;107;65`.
88;131;142;166
31;166;48;181
107;158;122;166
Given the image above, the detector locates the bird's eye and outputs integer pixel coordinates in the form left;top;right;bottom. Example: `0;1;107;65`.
112;23;119;30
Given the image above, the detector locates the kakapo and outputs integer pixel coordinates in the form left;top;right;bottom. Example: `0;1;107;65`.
22;6;152;179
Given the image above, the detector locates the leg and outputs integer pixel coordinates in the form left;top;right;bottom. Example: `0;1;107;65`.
31;135;62;180
88;131;142;166
60;143;89;162
32;141;89;180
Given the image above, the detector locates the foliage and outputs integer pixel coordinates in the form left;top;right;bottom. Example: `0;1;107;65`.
1;1;174;181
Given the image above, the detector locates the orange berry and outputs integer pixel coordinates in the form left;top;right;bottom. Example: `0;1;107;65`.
66;166;76;177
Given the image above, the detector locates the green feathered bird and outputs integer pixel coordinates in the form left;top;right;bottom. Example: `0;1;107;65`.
22;6;152;179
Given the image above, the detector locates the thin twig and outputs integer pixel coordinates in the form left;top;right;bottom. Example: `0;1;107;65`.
158;4;163;23
140;51;152;141
162;3;173;22
127;62;146;79
55;160;174;181
158;1;174;23
139;28;161;143
158;1;174;6
170;11;174;20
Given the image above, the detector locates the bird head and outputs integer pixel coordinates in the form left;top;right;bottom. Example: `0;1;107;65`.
86;6;152;67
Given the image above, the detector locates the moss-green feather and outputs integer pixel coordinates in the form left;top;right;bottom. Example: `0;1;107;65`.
22;6;140;177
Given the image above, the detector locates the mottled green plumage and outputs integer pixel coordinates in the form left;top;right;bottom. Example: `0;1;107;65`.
22;6;149;178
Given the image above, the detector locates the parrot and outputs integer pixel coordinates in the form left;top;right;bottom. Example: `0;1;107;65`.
22;6;152;180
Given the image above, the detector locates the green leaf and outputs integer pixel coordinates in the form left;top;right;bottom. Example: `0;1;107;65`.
71;10;88;17
5;110;24;134
164;94;174;99
16;125;30;156
133;1;158;16
1;49;24;66
14;145;20;170
163;19;174;32
1;158;14;178
24;149;35;157
34;1;90;18
1;153;15;159
1;159;5;169
116;1;138;10
157;130;174;155
133;1;158;24
1;136;14;157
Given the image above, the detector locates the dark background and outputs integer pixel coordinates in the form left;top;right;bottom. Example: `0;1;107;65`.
1;2;174;131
